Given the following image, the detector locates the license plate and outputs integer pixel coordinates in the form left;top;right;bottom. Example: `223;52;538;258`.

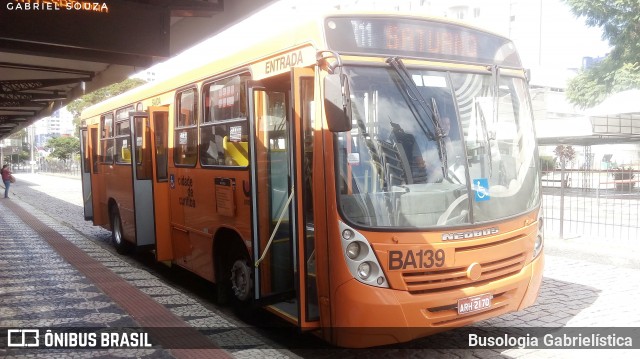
457;293;492;315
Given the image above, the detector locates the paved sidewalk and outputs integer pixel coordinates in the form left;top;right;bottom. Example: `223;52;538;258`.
544;234;640;269
1;173;295;358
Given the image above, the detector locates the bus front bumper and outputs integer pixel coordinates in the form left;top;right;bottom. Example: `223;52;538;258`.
331;251;544;348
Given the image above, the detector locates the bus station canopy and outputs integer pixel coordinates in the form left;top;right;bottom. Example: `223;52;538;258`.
0;0;275;139
537;89;640;146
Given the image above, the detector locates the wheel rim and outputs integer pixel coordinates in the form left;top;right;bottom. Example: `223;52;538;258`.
230;259;252;301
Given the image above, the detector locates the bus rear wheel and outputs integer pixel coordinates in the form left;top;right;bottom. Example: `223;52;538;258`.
110;205;128;254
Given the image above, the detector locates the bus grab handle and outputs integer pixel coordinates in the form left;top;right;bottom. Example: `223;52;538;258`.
255;186;295;268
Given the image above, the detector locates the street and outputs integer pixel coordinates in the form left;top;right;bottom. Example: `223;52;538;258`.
2;173;639;358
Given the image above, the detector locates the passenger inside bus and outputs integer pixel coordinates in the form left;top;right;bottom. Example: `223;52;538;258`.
201;125;226;165
388;121;428;184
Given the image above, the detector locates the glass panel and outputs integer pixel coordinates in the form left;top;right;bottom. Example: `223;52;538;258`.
174;127;198;166
450;73;540;222
115;136;132;164
154;112;169;181
254;90;293;297
204;75;248;123
175;89;198;166
90;128;99;174
334;65;540;229
82;130;90;174
135;116;152;180
300;77;318;321
200;122;250;166
116;106;134;121
101;114;113;139
177;90;197;127
100;139;114;164
115;119;130;136
100;113;114;164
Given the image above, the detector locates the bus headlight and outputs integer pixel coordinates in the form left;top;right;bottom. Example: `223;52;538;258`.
339;221;389;288
342;229;355;240
533;235;543;258
533;215;544;259
357;262;371;279
346;242;361;259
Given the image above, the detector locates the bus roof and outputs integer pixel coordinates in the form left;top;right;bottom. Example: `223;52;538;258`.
81;11;515;120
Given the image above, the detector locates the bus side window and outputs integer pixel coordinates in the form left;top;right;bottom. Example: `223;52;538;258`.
100;113;114;164
200;124;226;166
174;88;198;167
201;73;250;168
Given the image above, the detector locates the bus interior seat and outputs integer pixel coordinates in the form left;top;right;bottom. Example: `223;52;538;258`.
223;136;249;166
121;147;132;163
398;184;459;226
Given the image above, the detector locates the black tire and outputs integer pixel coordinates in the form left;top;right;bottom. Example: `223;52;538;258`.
110;205;128;254
216;248;255;317
229;256;256;319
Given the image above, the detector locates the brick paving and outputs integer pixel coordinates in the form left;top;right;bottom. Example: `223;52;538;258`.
0;174;296;359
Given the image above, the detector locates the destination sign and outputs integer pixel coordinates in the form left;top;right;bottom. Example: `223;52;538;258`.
325;16;521;67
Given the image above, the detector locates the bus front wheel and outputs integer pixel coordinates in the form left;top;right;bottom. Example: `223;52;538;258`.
230;259;253;301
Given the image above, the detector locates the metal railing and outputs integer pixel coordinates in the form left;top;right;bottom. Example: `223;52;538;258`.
11;160;81;177
541;166;640;241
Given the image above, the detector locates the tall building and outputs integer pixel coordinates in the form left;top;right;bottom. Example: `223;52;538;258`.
35;107;75;148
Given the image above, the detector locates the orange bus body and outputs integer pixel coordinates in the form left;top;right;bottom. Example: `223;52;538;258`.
80;12;544;348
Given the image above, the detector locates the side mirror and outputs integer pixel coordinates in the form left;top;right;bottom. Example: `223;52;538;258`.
324;73;352;132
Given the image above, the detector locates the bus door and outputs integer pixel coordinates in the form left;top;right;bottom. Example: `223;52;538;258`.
250;67;320;330
80;127;93;220
291;67;320;330
88;123;107;226
250;82;296;312
129;112;155;247
148;107;172;260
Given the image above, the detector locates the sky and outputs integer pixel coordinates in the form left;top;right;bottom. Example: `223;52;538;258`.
526;0;611;69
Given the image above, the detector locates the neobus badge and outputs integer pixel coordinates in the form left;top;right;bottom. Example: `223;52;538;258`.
442;227;499;241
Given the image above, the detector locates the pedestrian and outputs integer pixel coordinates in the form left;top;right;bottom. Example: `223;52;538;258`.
1;164;12;198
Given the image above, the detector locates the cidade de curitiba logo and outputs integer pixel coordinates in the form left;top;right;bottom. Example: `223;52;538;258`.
5;329;152;348
6;1;109;13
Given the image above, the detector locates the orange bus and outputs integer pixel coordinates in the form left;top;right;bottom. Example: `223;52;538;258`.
80;12;544;348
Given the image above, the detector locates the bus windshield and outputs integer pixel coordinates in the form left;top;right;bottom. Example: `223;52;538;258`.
336;64;540;229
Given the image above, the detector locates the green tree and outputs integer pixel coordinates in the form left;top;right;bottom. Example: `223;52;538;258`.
46;136;80;162
563;0;640;108
67;78;147;128
553;145;576;168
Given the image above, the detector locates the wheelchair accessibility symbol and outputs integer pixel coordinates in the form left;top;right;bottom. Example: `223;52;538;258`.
473;178;490;202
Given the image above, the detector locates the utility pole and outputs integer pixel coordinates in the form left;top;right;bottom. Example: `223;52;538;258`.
30;125;35;174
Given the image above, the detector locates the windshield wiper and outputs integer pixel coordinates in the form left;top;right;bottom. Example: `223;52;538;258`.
475;101;493;177
429;98;448;178
386;56;448;179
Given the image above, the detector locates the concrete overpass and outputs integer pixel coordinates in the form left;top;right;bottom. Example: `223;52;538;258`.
0;0;276;139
